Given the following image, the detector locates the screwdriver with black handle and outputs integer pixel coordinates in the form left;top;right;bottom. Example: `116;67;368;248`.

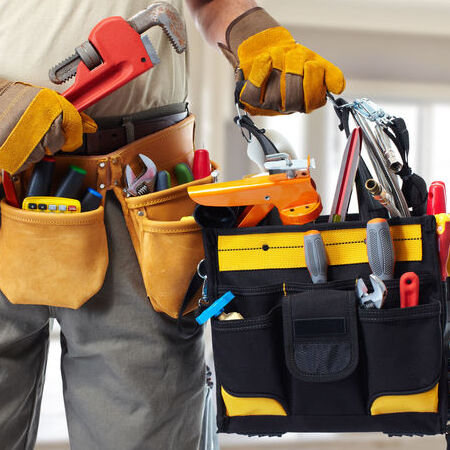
366;218;395;280
304;230;328;283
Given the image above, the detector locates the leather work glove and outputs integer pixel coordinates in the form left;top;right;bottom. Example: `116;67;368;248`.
0;78;97;174
219;7;346;116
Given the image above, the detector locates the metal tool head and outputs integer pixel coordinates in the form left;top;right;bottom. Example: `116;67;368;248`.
49;2;186;85
128;2;187;54
125;154;157;196
264;153;315;179
356;274;387;309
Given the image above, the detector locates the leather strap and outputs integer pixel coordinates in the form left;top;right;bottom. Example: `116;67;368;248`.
39;114;197;203
74;103;189;156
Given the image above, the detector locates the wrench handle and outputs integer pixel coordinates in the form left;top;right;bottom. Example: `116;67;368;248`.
304;230;328;284
366;218;395;280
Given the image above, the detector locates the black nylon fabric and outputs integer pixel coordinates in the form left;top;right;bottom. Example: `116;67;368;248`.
359;300;441;408
283;290;359;383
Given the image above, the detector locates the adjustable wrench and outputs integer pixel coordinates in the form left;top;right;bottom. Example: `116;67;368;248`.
124;154;157;197
356;274;387;309
49;2;187;111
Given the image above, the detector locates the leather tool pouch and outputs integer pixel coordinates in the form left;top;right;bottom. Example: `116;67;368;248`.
0;199;108;309
110;115;216;318
0;115;212;315
202;215;448;437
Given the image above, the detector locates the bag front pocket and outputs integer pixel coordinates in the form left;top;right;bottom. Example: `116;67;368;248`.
211;307;289;421
282;289;366;416
359;298;442;415
120;173;215;318
0;200;108;308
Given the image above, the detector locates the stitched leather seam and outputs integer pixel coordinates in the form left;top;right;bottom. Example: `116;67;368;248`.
1;213;103;226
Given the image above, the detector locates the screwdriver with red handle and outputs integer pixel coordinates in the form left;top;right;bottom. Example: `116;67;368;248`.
427;181;446;215
435;213;450;281
400;272;419;307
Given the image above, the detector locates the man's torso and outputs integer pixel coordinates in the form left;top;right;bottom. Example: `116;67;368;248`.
0;0;187;117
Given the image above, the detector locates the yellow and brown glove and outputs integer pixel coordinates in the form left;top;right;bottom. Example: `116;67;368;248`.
219;7;346;116
0;78;97;174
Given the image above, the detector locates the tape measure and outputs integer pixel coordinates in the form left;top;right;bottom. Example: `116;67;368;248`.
22;196;81;213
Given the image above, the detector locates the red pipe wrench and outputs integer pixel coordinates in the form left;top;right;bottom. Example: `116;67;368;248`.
1;3;186;208
49;2;187;111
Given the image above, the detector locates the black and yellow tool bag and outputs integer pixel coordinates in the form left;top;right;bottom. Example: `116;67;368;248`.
201;214;448;436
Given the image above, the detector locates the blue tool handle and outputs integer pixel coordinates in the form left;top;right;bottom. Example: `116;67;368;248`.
195;291;235;325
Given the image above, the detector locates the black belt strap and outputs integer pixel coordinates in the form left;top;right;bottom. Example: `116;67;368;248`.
177;272;203;339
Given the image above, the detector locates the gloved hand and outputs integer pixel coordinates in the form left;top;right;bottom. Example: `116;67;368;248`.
0;78;97;174
219;8;345;116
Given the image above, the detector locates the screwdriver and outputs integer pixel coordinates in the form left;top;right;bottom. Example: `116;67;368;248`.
435;213;450;281
400;272;419;308
366;218;395;280
427;181;446;215
303;230;328;283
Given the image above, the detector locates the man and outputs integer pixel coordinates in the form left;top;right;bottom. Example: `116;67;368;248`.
0;1;344;449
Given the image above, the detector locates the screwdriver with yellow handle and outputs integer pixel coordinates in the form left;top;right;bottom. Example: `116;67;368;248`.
303;230;328;284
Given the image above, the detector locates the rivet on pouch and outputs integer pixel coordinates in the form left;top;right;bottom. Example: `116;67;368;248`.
99;162;106;168
99;183;106;189
138;211;144;217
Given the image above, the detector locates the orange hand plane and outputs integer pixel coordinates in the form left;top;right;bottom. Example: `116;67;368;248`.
188;154;322;227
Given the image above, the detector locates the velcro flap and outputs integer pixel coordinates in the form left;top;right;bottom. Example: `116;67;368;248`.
282;290;359;383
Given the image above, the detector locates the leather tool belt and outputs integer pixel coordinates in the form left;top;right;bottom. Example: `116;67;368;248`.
0;114;215;316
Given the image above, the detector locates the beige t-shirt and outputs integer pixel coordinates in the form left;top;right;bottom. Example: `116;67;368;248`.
0;0;188;118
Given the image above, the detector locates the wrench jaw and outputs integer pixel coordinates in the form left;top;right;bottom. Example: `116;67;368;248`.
50;2;187;86
127;2;187;54
356;274;387;309
124;154;157;197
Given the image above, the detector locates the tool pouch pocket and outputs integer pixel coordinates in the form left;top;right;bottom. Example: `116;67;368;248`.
283;290;359;384
203;215;447;437
0;199;108;308
122;175;214;318
360;299;442;416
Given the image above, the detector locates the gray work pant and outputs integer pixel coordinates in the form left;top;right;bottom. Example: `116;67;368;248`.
0;193;207;450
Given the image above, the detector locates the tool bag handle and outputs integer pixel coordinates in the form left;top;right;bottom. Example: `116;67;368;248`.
330;96;428;219
331;97;387;222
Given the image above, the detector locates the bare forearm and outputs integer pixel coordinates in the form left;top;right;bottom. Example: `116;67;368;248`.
185;0;257;46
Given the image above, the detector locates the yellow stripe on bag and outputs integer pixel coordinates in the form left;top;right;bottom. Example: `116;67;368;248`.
221;386;287;416
218;224;422;271
370;383;439;415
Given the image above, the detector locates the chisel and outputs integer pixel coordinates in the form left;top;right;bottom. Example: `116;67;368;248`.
303;230;328;283
366;218;395;280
